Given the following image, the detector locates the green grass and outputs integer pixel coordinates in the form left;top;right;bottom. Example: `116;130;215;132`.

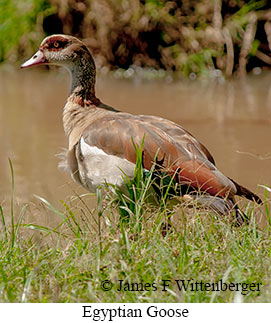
0;158;271;302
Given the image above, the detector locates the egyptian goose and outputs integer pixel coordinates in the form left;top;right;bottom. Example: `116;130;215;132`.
21;34;262;223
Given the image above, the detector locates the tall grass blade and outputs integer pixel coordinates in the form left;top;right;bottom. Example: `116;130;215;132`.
71;192;98;225
14;204;27;241
8;158;15;247
258;185;271;226
34;195;81;236
34;195;65;220
0;205;8;241
24;223;65;236
21;273;33;302
97;188;103;259
60;200;82;238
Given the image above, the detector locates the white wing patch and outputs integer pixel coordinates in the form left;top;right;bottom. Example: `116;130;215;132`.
76;137;135;192
80;137;107;156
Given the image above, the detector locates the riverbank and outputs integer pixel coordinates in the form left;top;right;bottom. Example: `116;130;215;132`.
1;0;271;77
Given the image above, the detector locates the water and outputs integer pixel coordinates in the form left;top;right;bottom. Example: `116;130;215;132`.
1;67;271;225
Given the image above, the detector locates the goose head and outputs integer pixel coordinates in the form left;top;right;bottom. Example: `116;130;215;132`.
21;34;94;68
21;34;96;94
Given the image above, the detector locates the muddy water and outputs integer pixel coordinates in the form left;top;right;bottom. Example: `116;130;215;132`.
1;67;271;224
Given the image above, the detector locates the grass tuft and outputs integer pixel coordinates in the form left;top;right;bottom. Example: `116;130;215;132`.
0;158;270;302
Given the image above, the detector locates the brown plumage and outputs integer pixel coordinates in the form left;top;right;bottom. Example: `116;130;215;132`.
21;34;262;223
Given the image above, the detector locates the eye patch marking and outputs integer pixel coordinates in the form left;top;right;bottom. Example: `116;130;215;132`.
44;36;69;51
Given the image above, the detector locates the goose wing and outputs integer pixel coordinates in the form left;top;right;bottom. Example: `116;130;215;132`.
80;113;237;197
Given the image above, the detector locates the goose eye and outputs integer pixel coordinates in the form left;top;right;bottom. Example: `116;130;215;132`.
54;41;59;48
